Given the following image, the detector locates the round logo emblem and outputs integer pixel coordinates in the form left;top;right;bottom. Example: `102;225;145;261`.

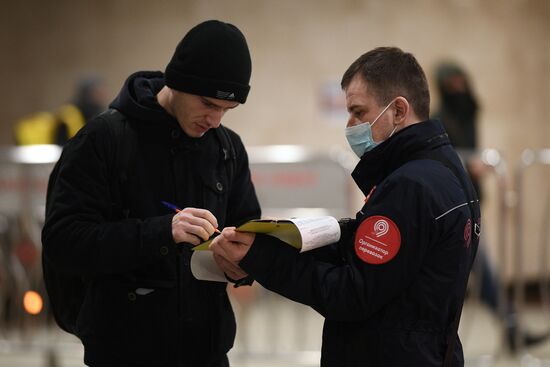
354;215;401;264
464;218;472;248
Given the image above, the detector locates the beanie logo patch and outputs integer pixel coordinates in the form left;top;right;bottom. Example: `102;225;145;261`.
216;90;235;100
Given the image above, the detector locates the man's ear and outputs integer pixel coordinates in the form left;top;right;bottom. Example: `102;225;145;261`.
394;97;409;124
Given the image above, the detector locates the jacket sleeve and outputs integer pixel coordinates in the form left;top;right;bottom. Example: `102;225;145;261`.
41;118;175;277
224;130;261;227
239;176;436;321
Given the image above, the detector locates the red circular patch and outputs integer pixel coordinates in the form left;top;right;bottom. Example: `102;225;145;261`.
354;215;401;264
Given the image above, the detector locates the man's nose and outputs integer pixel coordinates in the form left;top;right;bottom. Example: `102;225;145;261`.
346;116;357;128
205;110;224;128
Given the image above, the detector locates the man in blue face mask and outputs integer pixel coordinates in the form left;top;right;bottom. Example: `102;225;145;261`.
345;97;397;157
342;53;429;159
210;47;480;367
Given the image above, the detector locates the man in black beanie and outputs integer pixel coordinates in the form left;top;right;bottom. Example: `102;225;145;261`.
42;20;260;367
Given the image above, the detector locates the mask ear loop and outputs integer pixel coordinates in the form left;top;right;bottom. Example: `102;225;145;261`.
388;96;406;138
388;125;398;139
377;98;400;140
370;99;396;128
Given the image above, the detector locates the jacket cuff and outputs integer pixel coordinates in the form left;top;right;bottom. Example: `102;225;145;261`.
239;234;296;279
141;214;176;259
226;274;254;288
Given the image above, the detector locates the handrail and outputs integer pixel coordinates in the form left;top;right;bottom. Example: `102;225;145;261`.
512;148;550;353
480;149;511;353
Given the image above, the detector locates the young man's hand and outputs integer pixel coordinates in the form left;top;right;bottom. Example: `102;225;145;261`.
171;208;218;245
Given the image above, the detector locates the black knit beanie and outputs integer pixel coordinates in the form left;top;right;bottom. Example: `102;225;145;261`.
165;20;251;104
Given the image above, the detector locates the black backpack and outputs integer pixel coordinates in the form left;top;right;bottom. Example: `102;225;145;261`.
43;109;236;334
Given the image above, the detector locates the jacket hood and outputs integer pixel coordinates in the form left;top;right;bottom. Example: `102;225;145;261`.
351;119;450;196
110;71;176;126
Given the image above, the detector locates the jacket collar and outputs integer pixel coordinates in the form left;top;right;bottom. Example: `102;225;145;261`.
351;119;450;196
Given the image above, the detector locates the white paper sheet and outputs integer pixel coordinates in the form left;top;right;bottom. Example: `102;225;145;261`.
289;216;341;252
190;250;227;283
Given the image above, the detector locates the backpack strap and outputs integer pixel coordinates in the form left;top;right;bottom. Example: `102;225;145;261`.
101;109;137;218
213;125;254;287
214;125;236;189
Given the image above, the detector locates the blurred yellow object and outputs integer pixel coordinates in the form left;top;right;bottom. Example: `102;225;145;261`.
57;104;85;138
14;111;58;145
23;290;43;315
14;104;85;145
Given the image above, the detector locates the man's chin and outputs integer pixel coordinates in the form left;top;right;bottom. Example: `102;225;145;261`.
181;126;207;138
194;128;208;138
194;124;210;137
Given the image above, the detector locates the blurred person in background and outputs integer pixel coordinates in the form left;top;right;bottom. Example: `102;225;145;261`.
14;75;108;146
435;61;550;351
210;47;480;367
42;20;260;367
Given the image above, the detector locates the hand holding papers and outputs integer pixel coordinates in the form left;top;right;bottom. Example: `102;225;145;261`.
190;216;341;282
193;216;341;252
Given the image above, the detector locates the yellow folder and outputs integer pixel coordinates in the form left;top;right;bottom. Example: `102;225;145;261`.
192;216;340;252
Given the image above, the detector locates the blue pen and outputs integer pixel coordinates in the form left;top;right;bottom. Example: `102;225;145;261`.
161;200;181;213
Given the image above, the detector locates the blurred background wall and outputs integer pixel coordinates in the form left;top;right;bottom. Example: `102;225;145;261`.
1;0;549;278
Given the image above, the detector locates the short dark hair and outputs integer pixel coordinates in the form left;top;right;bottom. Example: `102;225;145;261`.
341;47;430;120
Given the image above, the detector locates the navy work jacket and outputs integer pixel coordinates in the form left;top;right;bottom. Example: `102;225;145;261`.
240;119;480;367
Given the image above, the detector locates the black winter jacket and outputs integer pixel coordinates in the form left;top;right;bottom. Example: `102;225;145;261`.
239;120;480;367
42;71;261;367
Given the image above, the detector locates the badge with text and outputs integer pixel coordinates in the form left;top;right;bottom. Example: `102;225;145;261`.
354;215;401;264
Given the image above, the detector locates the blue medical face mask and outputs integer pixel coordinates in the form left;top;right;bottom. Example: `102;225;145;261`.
345;100;396;158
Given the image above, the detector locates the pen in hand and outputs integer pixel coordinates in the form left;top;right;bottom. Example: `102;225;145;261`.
161;201;221;234
161;200;181;213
